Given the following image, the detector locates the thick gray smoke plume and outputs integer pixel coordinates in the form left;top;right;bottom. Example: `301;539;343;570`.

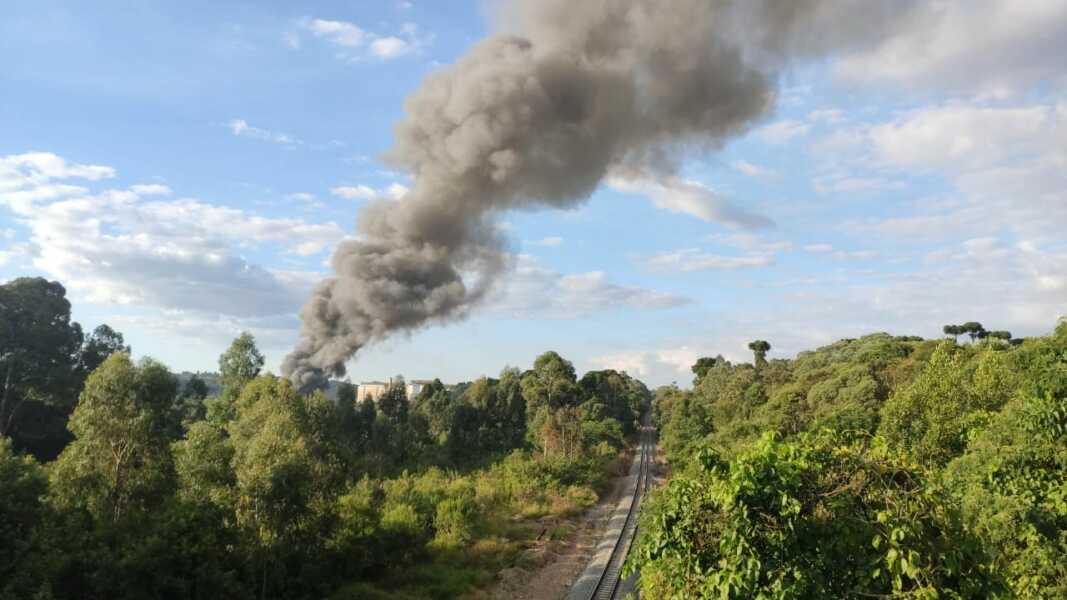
283;0;915;391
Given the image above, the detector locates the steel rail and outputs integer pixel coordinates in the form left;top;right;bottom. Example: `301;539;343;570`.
586;421;652;600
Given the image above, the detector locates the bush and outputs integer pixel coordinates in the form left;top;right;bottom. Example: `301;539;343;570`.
630;433;998;599
431;496;477;549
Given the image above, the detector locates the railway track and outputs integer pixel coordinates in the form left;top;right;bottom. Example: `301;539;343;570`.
585;421;654;600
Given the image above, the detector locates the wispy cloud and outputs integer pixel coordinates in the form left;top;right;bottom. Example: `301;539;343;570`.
730;160;778;179
228;119;300;145
331;182;409;201
641;248;774;273
490;254;689;318
608;173;774;229
0;151;341;318
295;18;428;60
529;236;563;247
754;119;811;144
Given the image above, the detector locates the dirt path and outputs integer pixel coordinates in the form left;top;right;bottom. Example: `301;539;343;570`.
485;451;637;600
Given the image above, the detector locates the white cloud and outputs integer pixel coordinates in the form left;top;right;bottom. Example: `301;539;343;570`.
331;183;408;201
608;236;1067;386
804;243;833;253
0;152;114;190
303;18;368;47
705;232;793;253
807;108;845;124
129;184;171;196
370;36;413;58
836;101;1067;241
641;248;774;273
298;17;427;61
870;105;1054;172
384;183;409;199
813;174;902;195
836;0;1067;95
593;345;701;380
228;119;300;145
490;254;689;318
529;236;563;247
287;192;316;202
754;120;811;144
730;160;778;179
607;173;774;229
331;185;377;200
832;249;880;261
0;151;340;318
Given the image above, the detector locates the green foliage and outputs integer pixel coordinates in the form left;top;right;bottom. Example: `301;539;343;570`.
0;277;86;458
0;437;53;600
748;339;771;369
431;495;478;549
942;390;1067;598
49;353;178;523
217;332;264;390
229;377;340;550
377;379;410;422
646;322;1067;600
879;343;1015;467
3;310;635;600
174;374;210;425
77;324;130;377
205;332;264;424
579;369;649;434
631;433;997;599
172;421;235;509
691;355;725;386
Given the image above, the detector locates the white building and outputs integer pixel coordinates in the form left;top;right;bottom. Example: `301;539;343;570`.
356;378;440;403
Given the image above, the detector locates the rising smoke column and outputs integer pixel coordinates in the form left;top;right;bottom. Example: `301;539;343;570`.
283;0;915;390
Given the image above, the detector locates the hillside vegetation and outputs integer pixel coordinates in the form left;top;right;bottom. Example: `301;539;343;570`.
0;277;649;600
631;324;1067;599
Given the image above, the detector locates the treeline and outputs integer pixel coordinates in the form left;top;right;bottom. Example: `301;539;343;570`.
0;277;651;599
631;323;1067;599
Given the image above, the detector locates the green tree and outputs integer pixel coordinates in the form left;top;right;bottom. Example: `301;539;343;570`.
579;369;646;434
497;367;527;447
630;433;997;599
206;332;264;423
77;323;130;377
219;332;265;389
748;340;771;370
942;390;1067;598
879;344;1015;468
522;352;582;455
173;420;235;510
0;278;84;454
228;375;343;598
414;379;453;442
0;437;52;599
175;374;211;424
691;356;725;385
49;353;179;523
961;321;986;342
378;378;409;423
336;380;356;412
943;324;963;343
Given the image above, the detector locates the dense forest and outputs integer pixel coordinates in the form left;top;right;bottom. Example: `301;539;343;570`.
631;323;1067;598
5;274;1066;599
0;277;650;599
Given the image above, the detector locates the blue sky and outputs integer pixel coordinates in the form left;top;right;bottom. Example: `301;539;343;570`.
2;0;1065;386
